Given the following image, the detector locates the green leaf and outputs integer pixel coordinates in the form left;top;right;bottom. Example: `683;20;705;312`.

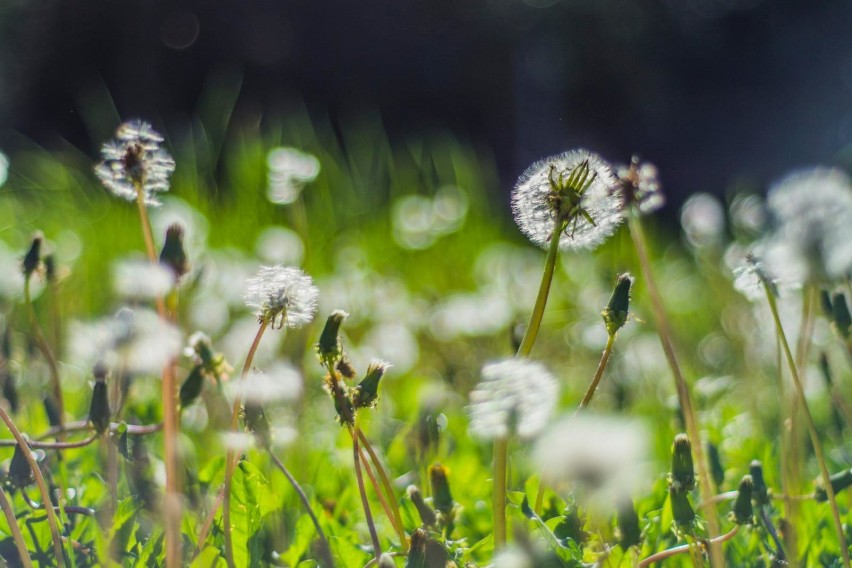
281;513;316;566
190;546;226;568
230;460;275;568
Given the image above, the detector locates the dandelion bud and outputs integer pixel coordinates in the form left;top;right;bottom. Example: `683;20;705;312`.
89;378;111;434
615;496;641;550
831;292;851;339
159;223;189;281
707;442;725;489
407;485;437;527
336;356;357;380
179;365;205;409
22;233;42;279
814;468;852;502
43;254;56;284
749;460;769;506
601;273;632;337
731;475;754;525
429;463;454;517
317;310;348;366
669;434;696;491
2;369;18;415
9;444;33;488
405;528;449;568
244;401;272;449
43;396;61;427
669;485;695;527
352;360;390;409
377;554;396;568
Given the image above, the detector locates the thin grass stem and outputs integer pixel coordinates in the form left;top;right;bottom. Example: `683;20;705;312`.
23;279;64;429
353;425;382;561
492;436;508;549
0;483;34;568
357;430;407;549
576;334;616;412
764;285;851;568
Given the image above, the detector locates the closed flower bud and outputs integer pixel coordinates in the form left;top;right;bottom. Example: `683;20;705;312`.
669;434;696;491
179;365;205;409
749;460;769;506
317;310;348;366
43;254;56;284
669;485;695;527
244;401;272;449
9;444;33;488
352;360;390;409
43;396;61;427
159;223;189;281
616;496;642;550
707;442;725;489
89;378;111;434
814;468;852;502
601;273;632;337
429;463;454;517
407;485;437;527
406;528;428;568
831;292;851;339
731;475;754;525
22;233;42;279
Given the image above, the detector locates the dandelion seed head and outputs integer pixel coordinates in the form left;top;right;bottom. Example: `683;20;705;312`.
266;147;320;205
95;120;175;207
468;359;558;440
228;362;303;404
732;254;778;302
680;193;726;249
533;414;650;512
617;156;665;215
112;259;174;300
765;167;852;283
244;265;318;329
511;149;624;251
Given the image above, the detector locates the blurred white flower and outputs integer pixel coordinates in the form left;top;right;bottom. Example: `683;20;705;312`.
0;151;8;188
617;156;665;215
493;548;534;568
468;359;558;440
533;414;650;511
764;167;852;283
244;265;318;329
680;193;726;249
361;323;418;374
732;254;777;302
112;259;174;300
95;120;175;207
255;226;304;266
266;147;320;204
512;149;624;251
392;186;469;250
69;307;182;375
228;362;303;404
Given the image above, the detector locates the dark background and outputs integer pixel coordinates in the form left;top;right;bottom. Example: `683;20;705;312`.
2;0;852;211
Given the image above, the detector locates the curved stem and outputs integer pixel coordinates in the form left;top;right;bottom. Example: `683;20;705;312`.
358;446;398;543
268;450;335;567
628;215;723;566
517;218;563;358
356;430;406;549
223;320;270;568
353;425;382;561
0;483;34;568
4;433;99;450
638;526;739;567
24;278;64;429
0;406;65;565
576;334;616;412
764;286;851;568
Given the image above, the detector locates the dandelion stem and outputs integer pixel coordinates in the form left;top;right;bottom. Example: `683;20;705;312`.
357;430;407;549
0;406;65;566
223;319;270;568
353;425;382;561
517;218;564;358
627;214;723;566
763;285;851;568
0;483;33;568
23;278;64;429
268;450;335;567
576;334;616;412
493;436;508;549
638;526;739;567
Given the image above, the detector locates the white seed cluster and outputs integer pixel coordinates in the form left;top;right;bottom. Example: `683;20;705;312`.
95;120;176;207
244;265;319;329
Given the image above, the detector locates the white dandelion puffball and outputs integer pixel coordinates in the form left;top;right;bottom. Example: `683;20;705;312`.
267;147;321;205
468;358;558;440
764;167;852;283
244;265;319;329
228;362;303;404
94;120;176;207
617;157;665;215
533;414;650;510
512;149;624;251
112;259;174;300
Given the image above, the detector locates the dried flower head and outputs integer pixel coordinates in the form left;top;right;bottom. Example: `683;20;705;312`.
95;120;176;206
617;155;665;214
764;167;852;283
511;149;624;251
244;265;319;329
468;358;558;440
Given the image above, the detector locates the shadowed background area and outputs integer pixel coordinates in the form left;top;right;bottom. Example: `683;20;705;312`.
2;0;852;212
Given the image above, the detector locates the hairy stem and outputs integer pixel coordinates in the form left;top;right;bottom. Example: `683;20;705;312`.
764;285;851;568
628;215;723;567
576;333;616;412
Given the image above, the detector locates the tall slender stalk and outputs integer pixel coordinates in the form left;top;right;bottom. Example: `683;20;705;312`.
627;215;723;567
0;406;65;566
576;334;616;412
223;320;270;568
0;483;33;567
763;286;851;568
357;430;406;548
23;279;64;429
353;425;382;561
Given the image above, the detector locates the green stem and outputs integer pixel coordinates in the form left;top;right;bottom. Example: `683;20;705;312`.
492;436;508;549
0;483;33;568
576;334;616;412
223;320;270;568
357;430;407;550
268;450;335;567
638;526;739;568
23;278;64;429
517;219;564;358
628;215;723;567
763;286;851;568
353;425;382;561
